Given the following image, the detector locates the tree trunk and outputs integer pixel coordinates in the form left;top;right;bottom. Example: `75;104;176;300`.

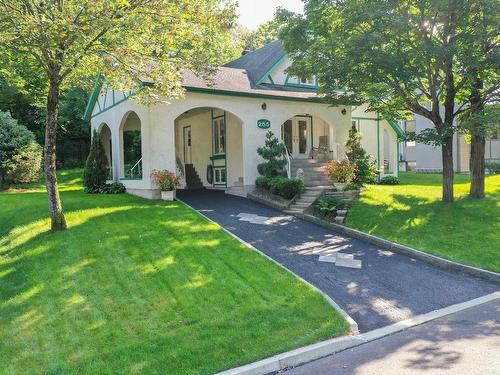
469;134;485;198
468;70;485;198
441;135;454;202
44;77;67;231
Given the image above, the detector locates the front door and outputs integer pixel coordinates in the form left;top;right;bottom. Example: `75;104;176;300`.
283;117;311;158
183;126;192;164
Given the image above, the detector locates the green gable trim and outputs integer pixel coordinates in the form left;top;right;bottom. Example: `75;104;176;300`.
255;53;288;85
267;75;275;84
284;74;320;89
382;114;405;138
185;86;327;104
83;75;103;120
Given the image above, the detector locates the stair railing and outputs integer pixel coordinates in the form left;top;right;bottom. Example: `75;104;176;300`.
175;154;186;189
282;141;292;178
128;157;142;179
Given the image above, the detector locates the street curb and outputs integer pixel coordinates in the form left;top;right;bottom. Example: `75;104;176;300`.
176;199;359;334
217;291;500;375
295;212;500;284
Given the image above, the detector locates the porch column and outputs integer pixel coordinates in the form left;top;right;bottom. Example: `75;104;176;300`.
111;123;122;181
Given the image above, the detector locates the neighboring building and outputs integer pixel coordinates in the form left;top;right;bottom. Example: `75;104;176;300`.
400;110;500;172
84;41;401;199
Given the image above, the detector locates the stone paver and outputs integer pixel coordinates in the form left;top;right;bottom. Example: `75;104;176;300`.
178;189;499;332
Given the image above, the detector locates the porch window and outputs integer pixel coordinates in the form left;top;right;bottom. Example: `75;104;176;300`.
213;117;226;154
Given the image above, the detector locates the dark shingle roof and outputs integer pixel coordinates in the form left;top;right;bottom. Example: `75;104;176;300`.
223;40;285;84
181;67;319;100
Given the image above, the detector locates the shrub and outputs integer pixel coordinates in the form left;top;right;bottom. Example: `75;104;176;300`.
150;169;181;191
0;112;42;187
255;176;272;190
485;161;500;174
379;176;400;185
324;159;357;183
83;130;109;191
315;196;348;219
345;124;378;185
100;182;126;194
268;177;304;199
257;131;287;178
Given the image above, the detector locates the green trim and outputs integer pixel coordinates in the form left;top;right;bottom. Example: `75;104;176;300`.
209;154;226;161
267;75;275;84
284;74;319;89
91;95;130;119
382;114;405;138
352;116;379;121
396;141;400;178
83;75;103;120
185;86;326;104
256;53;288;85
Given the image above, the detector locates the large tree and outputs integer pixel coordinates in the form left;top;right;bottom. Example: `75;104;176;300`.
0;0;237;230
279;0;499;202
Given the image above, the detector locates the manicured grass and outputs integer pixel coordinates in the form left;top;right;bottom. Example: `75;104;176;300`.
0;170;348;375
346;173;500;273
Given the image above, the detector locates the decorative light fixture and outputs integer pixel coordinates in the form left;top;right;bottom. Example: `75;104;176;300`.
341;108;347;115
261;102;267;110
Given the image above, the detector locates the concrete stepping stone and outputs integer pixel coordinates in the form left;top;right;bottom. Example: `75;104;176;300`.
335;257;362;269
318;253;354;264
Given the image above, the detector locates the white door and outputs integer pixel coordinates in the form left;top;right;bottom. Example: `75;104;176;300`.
283;117;312;158
183;126;192;164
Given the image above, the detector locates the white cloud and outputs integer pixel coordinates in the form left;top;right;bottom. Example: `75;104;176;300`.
237;0;304;30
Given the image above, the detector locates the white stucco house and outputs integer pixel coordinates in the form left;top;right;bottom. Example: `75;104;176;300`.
84;41;402;199
399;110;500;173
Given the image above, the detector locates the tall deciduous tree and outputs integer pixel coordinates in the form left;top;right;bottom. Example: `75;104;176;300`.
0;0;237;230
279;0;499;202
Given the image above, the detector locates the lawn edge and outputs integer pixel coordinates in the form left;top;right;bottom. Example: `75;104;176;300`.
176;198;359;335
295;212;500;284
216;291;500;375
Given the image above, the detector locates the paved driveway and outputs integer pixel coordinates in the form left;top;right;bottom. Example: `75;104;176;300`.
178;190;498;332
284;299;500;375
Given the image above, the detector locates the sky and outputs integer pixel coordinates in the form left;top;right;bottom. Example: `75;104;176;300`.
236;0;304;30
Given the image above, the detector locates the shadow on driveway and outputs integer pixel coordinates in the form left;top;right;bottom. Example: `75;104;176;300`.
178;189;498;332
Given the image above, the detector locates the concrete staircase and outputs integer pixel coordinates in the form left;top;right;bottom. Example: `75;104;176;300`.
184;164;204;190
284;187;323;215
284;159;333;215
290;159;331;187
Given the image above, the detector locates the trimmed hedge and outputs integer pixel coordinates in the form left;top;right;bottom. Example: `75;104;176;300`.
379;176;400;185
255;176;304;200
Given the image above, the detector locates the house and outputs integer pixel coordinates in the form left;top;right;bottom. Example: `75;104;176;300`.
400;110;500;172
83;41;401;199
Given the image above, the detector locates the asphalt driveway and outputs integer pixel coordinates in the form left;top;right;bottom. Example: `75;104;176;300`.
178;189;498;332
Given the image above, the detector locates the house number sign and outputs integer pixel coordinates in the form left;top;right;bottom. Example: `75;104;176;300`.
257;119;271;129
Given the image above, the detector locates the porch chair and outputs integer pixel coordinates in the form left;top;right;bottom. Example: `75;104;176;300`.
311;135;329;160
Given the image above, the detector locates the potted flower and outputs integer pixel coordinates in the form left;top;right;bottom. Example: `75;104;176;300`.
150;169;181;201
323;159;357;191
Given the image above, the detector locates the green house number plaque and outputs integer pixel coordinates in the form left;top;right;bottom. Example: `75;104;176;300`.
257;119;271;129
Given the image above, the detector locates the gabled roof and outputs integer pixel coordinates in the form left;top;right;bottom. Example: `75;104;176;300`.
224;40;286;84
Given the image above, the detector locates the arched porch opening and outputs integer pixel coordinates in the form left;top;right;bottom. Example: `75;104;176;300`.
174;107;244;191
119;111;142;179
98;123;112;179
279;114;344;161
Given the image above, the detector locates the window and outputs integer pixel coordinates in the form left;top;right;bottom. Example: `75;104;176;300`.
213;117;225;154
405;120;416;147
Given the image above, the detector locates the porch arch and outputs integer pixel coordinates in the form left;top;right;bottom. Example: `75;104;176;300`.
174;106;244;189
119;111;143;179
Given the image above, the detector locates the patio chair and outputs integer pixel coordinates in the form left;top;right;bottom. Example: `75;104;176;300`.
311;136;329;160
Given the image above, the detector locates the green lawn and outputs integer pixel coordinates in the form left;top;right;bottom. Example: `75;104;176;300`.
346;172;500;273
0;170;348;375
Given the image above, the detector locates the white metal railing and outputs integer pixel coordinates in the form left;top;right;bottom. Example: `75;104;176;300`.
282;141;292;178
175;154;186;189
128;157;142;179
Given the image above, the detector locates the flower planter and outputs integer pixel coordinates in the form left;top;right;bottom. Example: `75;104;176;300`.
161;190;176;201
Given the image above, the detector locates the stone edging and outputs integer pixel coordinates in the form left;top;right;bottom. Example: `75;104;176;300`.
217;292;500;375
176;199;359;335
294;213;500;284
